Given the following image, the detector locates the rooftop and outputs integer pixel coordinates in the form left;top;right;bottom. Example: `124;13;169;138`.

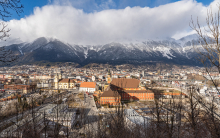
111;78;140;88
80;82;96;88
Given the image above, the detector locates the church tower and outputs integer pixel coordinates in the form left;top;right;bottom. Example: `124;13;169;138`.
59;73;62;80
107;69;112;84
54;74;59;89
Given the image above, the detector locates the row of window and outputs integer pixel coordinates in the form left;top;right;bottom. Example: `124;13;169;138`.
121;97;154;100
101;101;119;103
101;96;153;99
122;93;153;96
59;86;75;88
102;97;118;99
102;98;154;102
59;84;74;86
122;95;153;97
102;100;119;102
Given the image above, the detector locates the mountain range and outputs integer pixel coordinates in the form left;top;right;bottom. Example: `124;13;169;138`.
2;34;206;66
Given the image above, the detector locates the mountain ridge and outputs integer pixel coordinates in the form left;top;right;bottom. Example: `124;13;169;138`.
2;34;207;66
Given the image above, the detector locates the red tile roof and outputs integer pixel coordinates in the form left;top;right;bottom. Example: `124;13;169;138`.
110;78;140;88
80;82;96;88
100;88;121;97
59;79;70;83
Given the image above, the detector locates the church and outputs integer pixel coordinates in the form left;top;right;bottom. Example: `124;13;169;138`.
54;74;75;89
100;72;154;105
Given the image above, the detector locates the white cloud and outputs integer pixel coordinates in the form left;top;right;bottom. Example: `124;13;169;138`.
3;0;219;45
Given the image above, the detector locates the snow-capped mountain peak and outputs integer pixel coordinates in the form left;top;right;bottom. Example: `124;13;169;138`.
3;34;207;66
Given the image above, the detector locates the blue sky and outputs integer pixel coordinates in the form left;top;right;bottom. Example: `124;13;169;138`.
2;0;218;45
10;0;212;20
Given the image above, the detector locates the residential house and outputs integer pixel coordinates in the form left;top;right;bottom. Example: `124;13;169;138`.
79;82;96;93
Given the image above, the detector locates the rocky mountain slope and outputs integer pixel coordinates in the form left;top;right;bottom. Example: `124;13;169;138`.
3;34;207;66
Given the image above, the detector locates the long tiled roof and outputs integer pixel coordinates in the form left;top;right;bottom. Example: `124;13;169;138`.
100;88;121;97
100;88;153;97
59;78;70;83
80;82;96;88
122;90;153;93
110;78;140;88
101;78;153;97
59;79;75;83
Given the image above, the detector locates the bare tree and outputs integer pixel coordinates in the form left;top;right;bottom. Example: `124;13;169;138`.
0;0;23;19
0;0;23;64
190;5;220;88
0;0;23;40
190;4;220;137
0;22;9;40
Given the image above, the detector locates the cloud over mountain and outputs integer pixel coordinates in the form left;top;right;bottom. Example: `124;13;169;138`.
4;0;219;45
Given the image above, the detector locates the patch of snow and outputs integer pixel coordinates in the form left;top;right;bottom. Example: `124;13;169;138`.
44;44;53;50
153;46;174;59
18;47;23;55
84;47;88;59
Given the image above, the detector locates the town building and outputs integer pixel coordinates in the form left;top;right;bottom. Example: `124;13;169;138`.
4;84;36;93
58;79;75;89
54;74;75;89
79;82;97;93
100;78;154;105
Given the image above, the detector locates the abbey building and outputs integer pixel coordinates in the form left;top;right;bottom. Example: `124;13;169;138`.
54;74;75;89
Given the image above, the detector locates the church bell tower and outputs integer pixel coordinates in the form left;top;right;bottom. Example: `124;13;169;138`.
54;73;59;89
107;69;112;84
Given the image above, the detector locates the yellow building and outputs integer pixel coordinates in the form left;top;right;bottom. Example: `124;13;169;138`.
54;74;75;89
58;79;75;89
